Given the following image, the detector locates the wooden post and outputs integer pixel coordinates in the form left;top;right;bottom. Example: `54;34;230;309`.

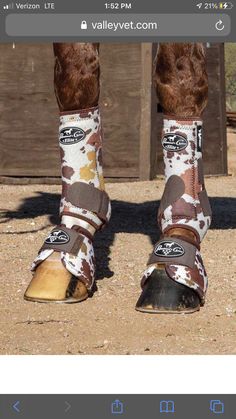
139;43;158;180
218;44;228;175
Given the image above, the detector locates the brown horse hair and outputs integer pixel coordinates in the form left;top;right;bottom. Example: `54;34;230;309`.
53;43;100;111
154;43;208;117
53;43;208;117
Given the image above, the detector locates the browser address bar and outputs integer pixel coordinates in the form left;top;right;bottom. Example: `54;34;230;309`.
5;13;230;37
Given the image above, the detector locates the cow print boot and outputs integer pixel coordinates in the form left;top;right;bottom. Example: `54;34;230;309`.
24;106;111;303
136;117;212;313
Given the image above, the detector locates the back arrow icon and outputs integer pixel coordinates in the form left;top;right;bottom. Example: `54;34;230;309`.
13;401;20;413
65;401;71;412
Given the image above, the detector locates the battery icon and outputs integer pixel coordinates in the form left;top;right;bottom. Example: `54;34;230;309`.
219;2;234;8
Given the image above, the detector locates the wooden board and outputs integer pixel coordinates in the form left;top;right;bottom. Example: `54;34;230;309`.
139;43;158;180
0;44;59;177
0;43;227;180
203;43;227;175
100;44;141;178
0;43;142;179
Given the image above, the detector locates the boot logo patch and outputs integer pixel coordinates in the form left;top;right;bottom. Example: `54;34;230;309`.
59;127;86;145
162;133;188;152
154;240;185;257
45;229;70;245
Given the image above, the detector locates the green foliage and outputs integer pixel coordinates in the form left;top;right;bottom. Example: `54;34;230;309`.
225;43;236;111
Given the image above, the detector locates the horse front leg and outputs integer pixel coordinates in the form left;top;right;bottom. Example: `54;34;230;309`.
136;43;212;314
24;43;111;303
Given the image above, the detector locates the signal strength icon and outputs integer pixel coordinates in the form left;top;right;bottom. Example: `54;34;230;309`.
3;3;14;9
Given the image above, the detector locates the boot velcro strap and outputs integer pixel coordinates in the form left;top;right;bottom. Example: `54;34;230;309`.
148;237;197;269
40;226;84;256
66;182;110;223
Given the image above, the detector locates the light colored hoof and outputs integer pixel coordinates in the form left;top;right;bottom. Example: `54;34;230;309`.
24;254;88;304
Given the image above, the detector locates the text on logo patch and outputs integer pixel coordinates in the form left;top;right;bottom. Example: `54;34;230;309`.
154;240;185;257
45;229;70;245
59;127;86;145
162;133;188;152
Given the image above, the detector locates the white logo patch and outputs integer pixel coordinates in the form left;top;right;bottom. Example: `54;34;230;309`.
59;127;86;145
162;133;188;152
45;229;70;245
154;240;185;257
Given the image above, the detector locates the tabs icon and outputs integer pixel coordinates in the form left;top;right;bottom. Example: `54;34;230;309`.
210;400;224;414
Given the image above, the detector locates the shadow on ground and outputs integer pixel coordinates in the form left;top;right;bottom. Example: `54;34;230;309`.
1;192;236;280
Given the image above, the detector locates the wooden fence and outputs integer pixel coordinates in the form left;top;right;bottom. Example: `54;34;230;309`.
0;43;227;183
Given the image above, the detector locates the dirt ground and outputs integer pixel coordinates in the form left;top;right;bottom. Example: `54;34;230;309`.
0;130;235;355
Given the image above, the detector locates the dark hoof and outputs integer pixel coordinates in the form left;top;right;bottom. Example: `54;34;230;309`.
135;268;200;314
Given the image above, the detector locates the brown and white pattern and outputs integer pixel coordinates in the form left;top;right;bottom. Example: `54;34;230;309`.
141;117;212;302
165;248;208;302
59;106;111;226
159;117;212;241
31;106;111;290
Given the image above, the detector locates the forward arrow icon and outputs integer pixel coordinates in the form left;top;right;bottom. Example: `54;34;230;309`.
65;401;71;413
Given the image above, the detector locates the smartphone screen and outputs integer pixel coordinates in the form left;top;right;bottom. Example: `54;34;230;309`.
0;0;235;417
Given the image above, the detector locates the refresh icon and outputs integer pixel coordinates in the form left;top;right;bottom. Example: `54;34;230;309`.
215;19;225;31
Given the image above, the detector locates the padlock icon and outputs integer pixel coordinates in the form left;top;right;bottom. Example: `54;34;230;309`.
81;20;87;30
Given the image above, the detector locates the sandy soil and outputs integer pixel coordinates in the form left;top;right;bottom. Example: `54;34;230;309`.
0;173;236;355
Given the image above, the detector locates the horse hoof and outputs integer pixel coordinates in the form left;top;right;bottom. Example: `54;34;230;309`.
24;255;88;304
135;268;200;314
